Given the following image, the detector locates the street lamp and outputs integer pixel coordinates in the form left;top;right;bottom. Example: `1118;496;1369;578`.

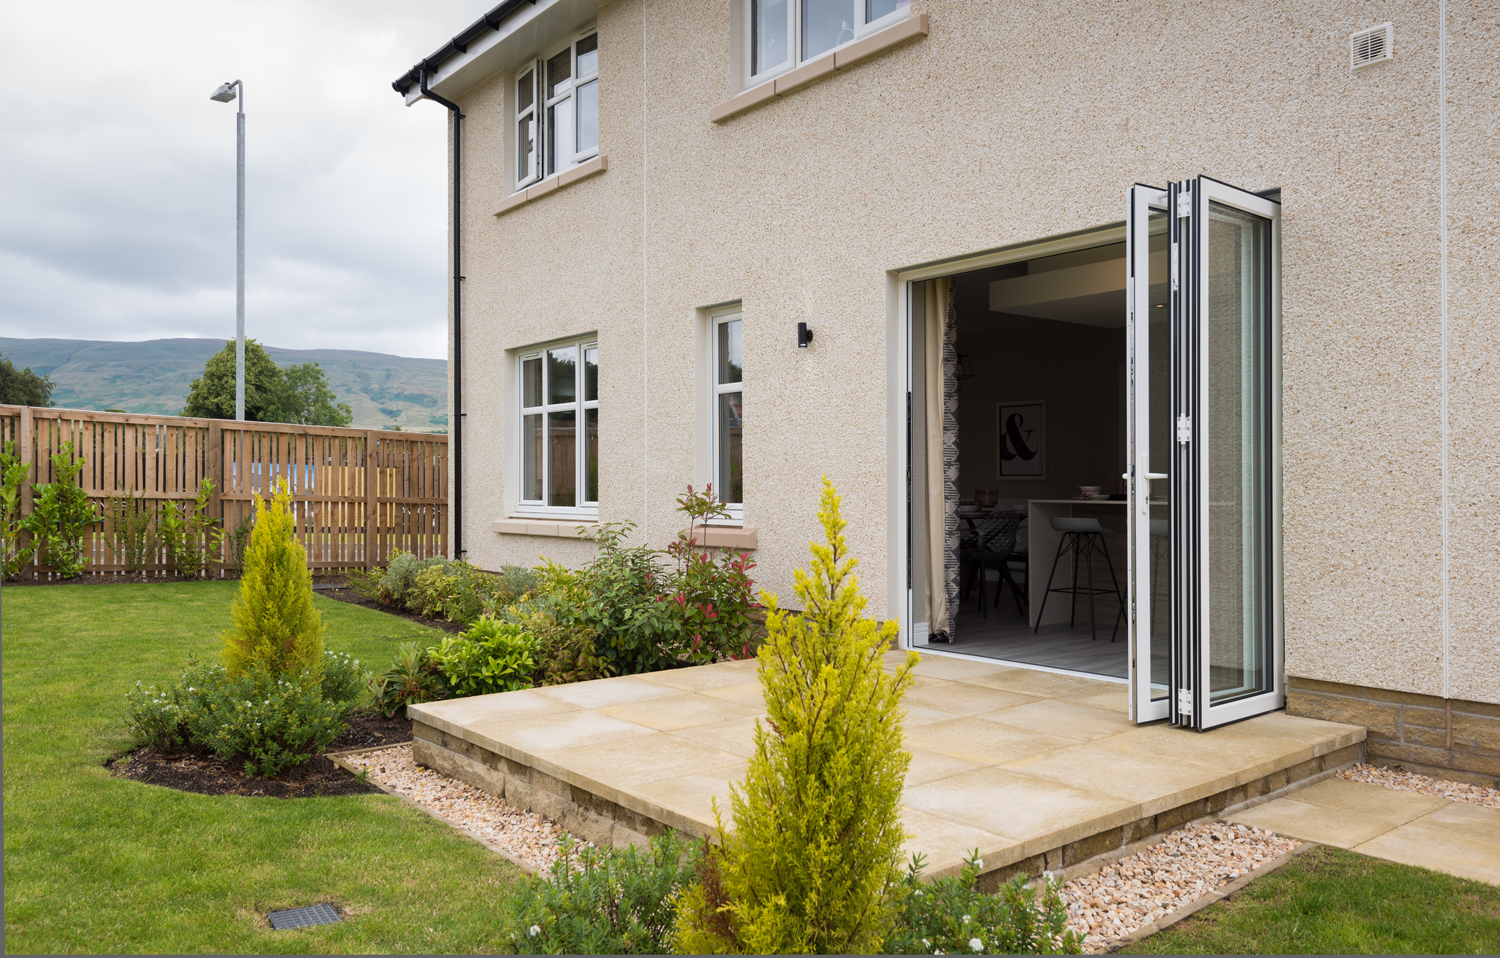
210;80;245;421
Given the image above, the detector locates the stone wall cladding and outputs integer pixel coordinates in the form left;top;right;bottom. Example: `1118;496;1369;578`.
1288;676;1500;788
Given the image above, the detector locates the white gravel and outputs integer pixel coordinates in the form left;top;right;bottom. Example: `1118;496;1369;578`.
1061;821;1299;953
1340;762;1500;809
344;744;570;871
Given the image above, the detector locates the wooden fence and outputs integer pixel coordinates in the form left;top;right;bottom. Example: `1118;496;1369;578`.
0;405;448;578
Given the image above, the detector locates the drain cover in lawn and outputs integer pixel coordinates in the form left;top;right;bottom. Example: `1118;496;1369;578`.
268;903;341;930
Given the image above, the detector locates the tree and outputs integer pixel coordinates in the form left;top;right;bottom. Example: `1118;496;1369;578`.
221;477;325;682
0;351;55;407
181;340;352;426
277;361;353;427
675;478;918;955
181;339;285;421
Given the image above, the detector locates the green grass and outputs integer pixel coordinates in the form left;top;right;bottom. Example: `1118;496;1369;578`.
1123;844;1500;955
2;581;525;954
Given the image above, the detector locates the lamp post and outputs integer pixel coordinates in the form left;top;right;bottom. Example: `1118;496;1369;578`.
209;80;245;421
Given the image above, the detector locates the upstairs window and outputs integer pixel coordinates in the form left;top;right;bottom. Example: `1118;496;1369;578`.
748;0;909;85
519;339;599;513
517;31;599;190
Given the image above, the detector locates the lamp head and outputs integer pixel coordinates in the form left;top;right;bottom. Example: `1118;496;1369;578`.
209;82;238;103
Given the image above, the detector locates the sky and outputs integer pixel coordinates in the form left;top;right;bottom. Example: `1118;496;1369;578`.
0;1;497;360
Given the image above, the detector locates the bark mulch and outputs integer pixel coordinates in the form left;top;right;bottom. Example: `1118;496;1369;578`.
107;710;413;799
314;582;465;634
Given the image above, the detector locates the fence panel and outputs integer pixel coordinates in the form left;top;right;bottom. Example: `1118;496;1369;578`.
0;405;448;579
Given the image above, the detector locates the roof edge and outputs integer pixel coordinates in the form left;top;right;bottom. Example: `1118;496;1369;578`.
391;0;535;96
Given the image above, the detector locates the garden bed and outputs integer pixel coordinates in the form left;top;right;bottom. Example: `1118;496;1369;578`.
107;709;412;799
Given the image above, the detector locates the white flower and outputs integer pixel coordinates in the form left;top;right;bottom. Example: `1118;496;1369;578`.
974;857;984;869
969;938;983;953
528;925;540;937
963;915;971;923
922;939;930;948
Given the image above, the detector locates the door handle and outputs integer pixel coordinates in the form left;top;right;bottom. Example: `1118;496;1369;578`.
1122;473;1169;481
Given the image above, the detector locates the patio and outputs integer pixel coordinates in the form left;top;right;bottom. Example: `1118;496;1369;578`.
409;653;1365;884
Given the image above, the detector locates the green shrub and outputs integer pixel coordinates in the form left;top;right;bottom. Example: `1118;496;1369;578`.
368;640;448;718
213;512;254;570
501;832;701;955
430;616;538;697
675;478;918;955
665;485;761;665
124;650;365;778
883;852;1083;955
20;442;99;579
106;491;157;573
221;478;326;682
1;441;32;580
158;479;218;578
505;603;610;686
380;551;452;608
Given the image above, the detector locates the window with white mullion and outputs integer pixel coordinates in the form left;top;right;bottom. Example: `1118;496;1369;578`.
519;340;599;513
515;30;599;191
746;0;909;86
711;312;744;515
516;66;539;187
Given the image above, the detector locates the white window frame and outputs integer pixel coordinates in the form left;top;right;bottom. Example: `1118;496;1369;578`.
516;337;599;518
709;307;745;521
743;0;909;88
516;27;600;192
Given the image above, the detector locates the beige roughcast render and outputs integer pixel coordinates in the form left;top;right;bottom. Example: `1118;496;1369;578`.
409;654;1365;885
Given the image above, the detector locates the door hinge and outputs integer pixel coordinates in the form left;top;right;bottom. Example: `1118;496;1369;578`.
1176;190;1192;218
1176;415;1192;444
1177;688;1194;717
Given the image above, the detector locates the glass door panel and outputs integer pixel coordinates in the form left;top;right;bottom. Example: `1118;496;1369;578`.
1127;185;1171;722
1174;175;1283;731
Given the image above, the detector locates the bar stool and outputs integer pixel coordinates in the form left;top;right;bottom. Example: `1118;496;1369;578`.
1033;517;1124;642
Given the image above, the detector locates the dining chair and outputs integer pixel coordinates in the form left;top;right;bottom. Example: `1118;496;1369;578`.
960;512;1025;618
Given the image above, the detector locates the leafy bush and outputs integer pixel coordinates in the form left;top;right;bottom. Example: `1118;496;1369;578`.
1;441;31;580
158;479;218;578
379;552;452;608
409;561;494;623
676;478;918;955
884;852;1083;955
665;485;761;665
506;603;609;686
106;491;157;573
368;640;448;718
20;442;99;579
124;650;366;778
430;616;538;697
221;478;325;682
501;832;701;955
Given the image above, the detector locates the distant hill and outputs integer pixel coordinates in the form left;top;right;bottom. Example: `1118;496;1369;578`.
0;337;448;432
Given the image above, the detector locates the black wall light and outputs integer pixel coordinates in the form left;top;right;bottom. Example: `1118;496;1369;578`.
797;322;814;348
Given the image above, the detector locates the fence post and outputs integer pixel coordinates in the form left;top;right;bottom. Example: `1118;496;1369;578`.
18;406;34;579
207;421;223;576
365;430;379;570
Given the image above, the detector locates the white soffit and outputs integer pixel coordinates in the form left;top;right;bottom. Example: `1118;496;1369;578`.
404;0;602;106
988;253;1169;329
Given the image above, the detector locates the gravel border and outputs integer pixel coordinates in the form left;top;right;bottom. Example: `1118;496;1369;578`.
336;744;572;872
1339;762;1500;808
1060;821;1300;953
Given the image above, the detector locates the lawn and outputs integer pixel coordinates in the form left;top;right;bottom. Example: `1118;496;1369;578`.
1123;843;1500;955
2;581;526;954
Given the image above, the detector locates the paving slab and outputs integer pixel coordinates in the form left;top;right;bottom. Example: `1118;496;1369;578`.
1354;820;1500;886
955;668;1109;698
980;699;1133;743
1001;741;1235;816
543;734;745;796
533;675;683;709
1225;778;1450;849
597;691;761;731
904;715;1075;766
903;677;1040;715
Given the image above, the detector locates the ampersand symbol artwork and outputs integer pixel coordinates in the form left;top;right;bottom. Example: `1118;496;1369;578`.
999;413;1038;462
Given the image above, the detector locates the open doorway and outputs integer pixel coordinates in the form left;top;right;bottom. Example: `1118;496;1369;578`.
909;235;1149;681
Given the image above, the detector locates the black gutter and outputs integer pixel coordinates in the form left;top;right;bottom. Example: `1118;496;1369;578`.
420;69;466;559
392;0;536;96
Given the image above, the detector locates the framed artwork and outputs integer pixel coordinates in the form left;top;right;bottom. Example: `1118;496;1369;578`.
996;400;1046;479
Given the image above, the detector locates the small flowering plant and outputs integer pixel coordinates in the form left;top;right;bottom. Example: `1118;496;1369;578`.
662;484;760;665
882;850;1083;955
124;650;369;778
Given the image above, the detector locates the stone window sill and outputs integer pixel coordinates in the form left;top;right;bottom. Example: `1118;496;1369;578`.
710;14;929;123
492;517;599;538
693;524;758;550
493;155;608;218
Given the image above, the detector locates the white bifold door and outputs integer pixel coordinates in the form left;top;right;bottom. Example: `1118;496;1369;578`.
1126;177;1283;730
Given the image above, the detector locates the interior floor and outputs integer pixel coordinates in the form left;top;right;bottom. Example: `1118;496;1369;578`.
918;579;1130;679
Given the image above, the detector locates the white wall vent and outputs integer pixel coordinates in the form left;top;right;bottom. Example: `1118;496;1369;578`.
1351;23;1394;70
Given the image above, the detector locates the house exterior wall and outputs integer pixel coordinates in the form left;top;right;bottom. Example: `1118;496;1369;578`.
440;0;1499;710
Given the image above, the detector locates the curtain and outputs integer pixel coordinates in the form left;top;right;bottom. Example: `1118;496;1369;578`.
922;279;958;640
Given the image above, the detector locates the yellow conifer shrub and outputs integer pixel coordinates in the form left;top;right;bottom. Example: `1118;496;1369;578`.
675;477;919;955
221;478;325;682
